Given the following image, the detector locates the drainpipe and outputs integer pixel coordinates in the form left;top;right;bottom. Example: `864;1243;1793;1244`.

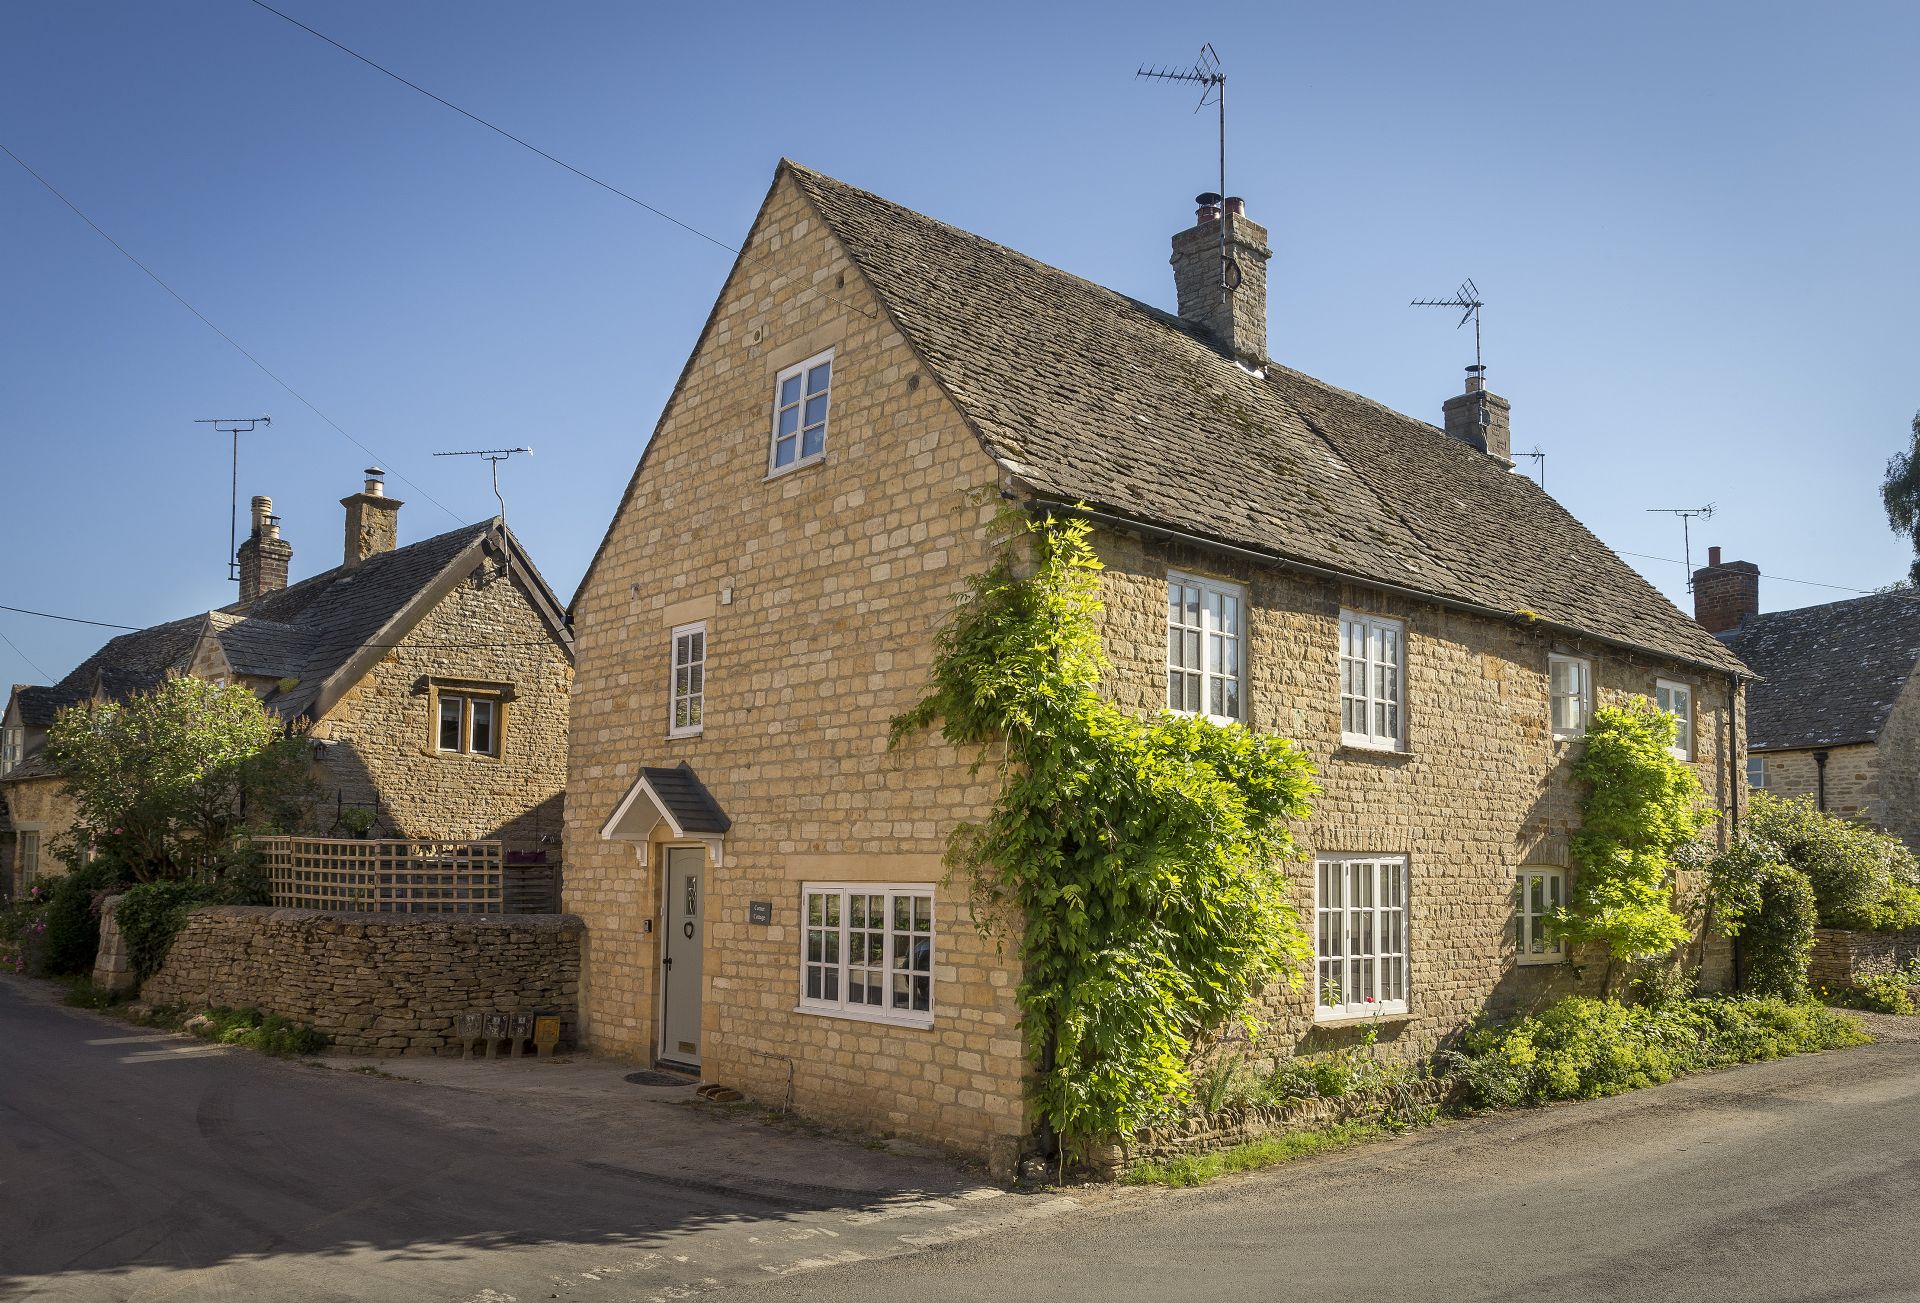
1814;750;1830;812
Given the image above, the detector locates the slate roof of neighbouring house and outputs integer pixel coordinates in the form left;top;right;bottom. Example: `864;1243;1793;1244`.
10;684;71;728
10;520;570;738
782;163;1747;677
1718;593;1920;750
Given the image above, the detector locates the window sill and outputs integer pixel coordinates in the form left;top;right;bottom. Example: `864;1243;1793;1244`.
794;1003;933;1031
1312;1007;1413;1028
1515;954;1570;968
667;728;704;741
764;452;827;482
1334;743;1412;761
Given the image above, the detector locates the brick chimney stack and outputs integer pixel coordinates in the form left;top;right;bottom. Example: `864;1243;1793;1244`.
1442;366;1514;466
1171;193;1271;364
1693;546;1760;633
236;494;292;603
341;468;403;567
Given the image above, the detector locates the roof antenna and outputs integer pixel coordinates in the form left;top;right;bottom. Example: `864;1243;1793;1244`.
1411;279;1486;378
194;415;272;584
1648;504;1716;590
434;446;532;584
1514;446;1546;491
1138;43;1232;301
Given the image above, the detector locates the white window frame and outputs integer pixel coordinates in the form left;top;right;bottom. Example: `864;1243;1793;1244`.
1549;654;1593;741
0;726;20;776
18;831;40;889
669;621;707;738
1339;611;1405;751
1515;867;1568;965
1166;573;1247;724
1656;679;1694;761
797;882;935;1029
1747;755;1767;789
435;692;502;757
767;348;834;475
1313;854;1410;1020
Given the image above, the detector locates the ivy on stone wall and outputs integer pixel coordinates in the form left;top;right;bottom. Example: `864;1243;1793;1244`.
1554;702;1709;963
891;510;1319;1152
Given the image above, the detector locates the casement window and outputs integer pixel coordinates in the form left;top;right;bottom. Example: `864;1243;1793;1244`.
800;883;935;1027
1747;755;1767;789
770;350;833;473
17;832;39;888
436;693;501;757
670;622;706;737
1549;654;1593;740
1314;854;1410;1019
1515;867;1568;965
1339;612;1404;750
1656;680;1694;761
1167;574;1245;723
0;726;20;776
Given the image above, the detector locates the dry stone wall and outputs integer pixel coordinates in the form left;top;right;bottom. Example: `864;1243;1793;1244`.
140;905;582;1054
1809;927;1920;989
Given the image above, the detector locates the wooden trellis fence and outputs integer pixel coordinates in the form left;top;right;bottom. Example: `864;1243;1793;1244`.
259;836;504;914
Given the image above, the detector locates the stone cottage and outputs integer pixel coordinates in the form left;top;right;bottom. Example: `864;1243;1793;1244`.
1697;548;1920;848
2;471;574;899
565;161;1751;1166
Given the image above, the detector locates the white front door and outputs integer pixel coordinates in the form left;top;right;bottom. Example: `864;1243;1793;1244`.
660;845;705;1068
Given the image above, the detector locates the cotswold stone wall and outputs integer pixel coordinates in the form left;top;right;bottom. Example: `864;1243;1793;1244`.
140;905;582;1054
1758;744;1880;828
1809;927;1920;989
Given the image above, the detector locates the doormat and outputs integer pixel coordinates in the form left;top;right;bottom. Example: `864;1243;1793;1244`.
624;1070;697;1088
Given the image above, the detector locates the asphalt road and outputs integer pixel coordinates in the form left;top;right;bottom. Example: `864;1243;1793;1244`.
738;1021;1920;1303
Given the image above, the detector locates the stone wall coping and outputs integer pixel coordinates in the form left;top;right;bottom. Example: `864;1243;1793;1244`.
184;904;585;934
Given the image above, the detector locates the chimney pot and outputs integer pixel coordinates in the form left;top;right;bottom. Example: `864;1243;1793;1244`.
237;494;293;602
363;467;386;497
1709;546;1722;566
1693;548;1759;633
1222;196;1245;216
250;495;273;534
1442;368;1512;466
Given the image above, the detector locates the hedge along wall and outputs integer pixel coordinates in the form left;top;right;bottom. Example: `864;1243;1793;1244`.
139;905;583;1055
1810;927;1920;990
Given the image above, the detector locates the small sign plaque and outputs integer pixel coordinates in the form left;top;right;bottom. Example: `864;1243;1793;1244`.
748;900;773;925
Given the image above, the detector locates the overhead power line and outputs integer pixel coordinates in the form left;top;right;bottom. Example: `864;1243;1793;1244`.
1617;551;1900;598
0;626;54;682
0;603;142;632
0;141;463;526
242;0;877;320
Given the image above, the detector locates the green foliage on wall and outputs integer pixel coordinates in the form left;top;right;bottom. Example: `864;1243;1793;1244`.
1708;839;1818;1000
1555;702;1710;961
892;511;1319;1150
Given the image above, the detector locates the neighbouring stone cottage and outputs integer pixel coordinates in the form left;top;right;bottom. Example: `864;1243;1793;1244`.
564;161;1752;1166
1696;549;1920;850
1;470;574;898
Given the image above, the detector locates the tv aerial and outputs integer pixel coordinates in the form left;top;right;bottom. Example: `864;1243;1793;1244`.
1411;279;1486;376
434;446;532;583
1648;504;1716;588
194;414;272;583
1138;44;1233;299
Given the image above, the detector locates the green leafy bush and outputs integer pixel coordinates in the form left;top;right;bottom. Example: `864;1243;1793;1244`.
892;511;1319;1149
1555;703;1710;963
1823;971;1919;1015
1744;792;1919;929
37;857;133;977
1451;995;1867;1109
178;1006;328;1056
116;870;268;980
1708;841;1818;1000
0;883;51;975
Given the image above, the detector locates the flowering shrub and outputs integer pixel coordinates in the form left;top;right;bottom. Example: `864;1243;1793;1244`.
0;885;52;975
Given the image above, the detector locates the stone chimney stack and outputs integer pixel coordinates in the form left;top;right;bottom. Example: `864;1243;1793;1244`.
1693;546;1760;633
1171;194;1271;365
341;468;403;567
1442;366;1514;466
236;494;292;604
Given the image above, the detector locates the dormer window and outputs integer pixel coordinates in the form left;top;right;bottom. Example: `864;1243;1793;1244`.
770;350;832;473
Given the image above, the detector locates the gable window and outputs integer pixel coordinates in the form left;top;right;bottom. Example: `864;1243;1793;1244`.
1747;755;1767;789
799;883;935;1027
1656;680;1694;761
1314;854;1409;1019
1167;574;1245;723
670;622;706;737
0;726;19;776
770;350;833;472
1515;867;1567;965
1339;612;1404;750
436;693;501;757
1550;655;1593;740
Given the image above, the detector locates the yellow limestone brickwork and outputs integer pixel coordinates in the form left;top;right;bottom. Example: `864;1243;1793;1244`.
565;171;1026;1163
1095;531;1742;1066
3;773;78;890
308;561;571;852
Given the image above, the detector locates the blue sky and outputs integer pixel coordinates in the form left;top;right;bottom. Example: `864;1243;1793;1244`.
3;1;1916;686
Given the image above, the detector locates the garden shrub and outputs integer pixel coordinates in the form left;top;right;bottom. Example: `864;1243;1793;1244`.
0;884;51;975
1744;792;1918;929
1451;995;1867;1110
1707;840;1818;1000
116;871;268;981
171;1006;328;1057
1824;973;1918;1016
37;856;133;977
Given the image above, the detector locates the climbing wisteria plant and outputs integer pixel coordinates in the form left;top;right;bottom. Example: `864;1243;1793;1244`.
891;510;1318;1151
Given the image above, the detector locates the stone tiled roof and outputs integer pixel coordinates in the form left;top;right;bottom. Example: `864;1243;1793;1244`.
29;521;568;728
1718;593;1920;750
786;163;1746;677
12;685;70;728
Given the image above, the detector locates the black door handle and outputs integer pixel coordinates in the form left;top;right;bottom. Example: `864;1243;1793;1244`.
662;956;673;969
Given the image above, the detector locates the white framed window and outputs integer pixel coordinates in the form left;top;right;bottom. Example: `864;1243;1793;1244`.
0;726;19;776
18;831;40;888
436;693;501;757
1656;680;1694;761
1339;612;1404;750
670;621;706;737
1314;854;1409;1019
1515;867;1568;965
769;349;833;473
1167;574;1245;723
1549;654;1593;740
1747;755;1767;789
799;883;935;1028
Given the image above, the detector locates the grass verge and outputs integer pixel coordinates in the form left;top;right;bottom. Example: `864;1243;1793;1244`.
1120;1120;1391;1188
